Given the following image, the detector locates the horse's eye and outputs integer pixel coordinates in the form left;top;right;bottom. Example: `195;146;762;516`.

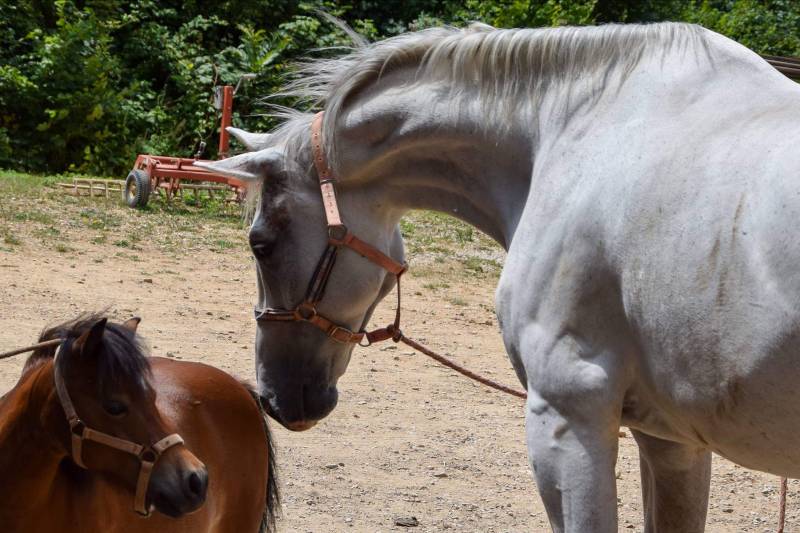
103;400;128;417
250;241;275;260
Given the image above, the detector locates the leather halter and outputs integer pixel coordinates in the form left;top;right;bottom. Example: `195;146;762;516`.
53;346;184;516
254;112;408;345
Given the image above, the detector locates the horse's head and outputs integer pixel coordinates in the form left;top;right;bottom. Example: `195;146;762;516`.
201;125;405;431
50;316;208;517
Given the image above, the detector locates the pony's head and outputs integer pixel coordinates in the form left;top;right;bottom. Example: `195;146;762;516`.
32;314;208;517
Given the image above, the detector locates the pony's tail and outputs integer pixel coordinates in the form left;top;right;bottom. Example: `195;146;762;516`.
243;384;280;532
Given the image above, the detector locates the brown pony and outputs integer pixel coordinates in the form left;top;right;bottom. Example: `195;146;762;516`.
0;314;278;532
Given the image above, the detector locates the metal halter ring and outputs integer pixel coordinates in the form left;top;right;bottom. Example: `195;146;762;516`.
294;304;317;321
328;224;348;242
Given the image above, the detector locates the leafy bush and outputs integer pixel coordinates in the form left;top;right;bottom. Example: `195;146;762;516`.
1;0;797;176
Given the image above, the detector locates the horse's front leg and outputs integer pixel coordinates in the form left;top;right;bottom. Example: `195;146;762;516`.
521;327;627;533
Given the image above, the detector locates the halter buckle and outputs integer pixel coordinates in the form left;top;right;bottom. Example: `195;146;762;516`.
327;326;351;343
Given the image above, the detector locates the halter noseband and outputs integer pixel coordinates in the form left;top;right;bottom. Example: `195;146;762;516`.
254;112;407;345
53;346;184;516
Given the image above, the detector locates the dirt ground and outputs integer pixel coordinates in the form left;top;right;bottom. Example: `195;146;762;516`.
0;175;797;532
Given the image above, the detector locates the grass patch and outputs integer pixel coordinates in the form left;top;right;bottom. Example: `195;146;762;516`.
2;228;21;246
0;170;60;196
422;281;450;290
448;296;468;306
54;243;72;253
12;210;55;225
213;239;236;250
33;226;61;240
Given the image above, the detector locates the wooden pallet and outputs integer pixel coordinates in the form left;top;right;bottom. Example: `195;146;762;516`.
58;178;241;202
57;179;123;198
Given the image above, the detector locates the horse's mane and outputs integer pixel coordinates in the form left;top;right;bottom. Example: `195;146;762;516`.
239;21;711;222
25;313;151;392
277;21;708;168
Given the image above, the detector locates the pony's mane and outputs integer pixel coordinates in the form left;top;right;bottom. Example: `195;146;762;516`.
25;313;151;392
277;21;708;168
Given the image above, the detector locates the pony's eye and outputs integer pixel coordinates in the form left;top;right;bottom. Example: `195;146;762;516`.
103;400;128;417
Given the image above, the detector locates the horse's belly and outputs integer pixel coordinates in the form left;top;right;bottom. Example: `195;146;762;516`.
629;331;800;477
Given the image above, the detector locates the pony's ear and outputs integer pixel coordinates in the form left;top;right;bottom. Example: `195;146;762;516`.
194;147;283;180
227;127;273;151
73;318;107;358
121;317;141;333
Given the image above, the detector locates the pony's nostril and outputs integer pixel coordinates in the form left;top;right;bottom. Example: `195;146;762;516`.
186;468;208;499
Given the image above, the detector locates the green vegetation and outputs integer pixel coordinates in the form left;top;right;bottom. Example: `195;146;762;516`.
0;169;503;281
1;1;797;177
0;170;248;256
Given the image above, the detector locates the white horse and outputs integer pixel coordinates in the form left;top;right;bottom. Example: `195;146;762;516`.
201;22;800;531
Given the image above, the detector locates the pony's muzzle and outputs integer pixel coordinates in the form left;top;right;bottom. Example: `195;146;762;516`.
149;453;208;518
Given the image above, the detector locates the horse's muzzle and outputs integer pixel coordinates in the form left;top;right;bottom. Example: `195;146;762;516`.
260;383;338;431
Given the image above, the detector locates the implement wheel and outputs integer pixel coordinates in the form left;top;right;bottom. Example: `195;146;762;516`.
124;169;151;208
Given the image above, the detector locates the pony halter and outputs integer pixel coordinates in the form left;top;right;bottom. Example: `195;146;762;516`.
53;347;184;516
254;112;407;345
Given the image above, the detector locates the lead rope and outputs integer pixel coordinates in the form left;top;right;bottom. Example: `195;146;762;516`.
0;338;63;359
779;477;788;532
371;275;527;400
394;332;527;399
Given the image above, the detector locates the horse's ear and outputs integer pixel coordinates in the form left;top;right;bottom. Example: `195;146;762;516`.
227;127;273;151
73;318;107;358
194;147;283;180
121;317;141;333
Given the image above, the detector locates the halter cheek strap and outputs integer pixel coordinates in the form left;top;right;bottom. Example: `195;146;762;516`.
254;112;407;344
53;349;184;516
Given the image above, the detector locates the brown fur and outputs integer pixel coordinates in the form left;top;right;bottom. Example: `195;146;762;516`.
0;316;278;532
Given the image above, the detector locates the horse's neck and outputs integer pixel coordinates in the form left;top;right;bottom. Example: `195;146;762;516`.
0;361;69;521
334;97;533;249
331;34;788;250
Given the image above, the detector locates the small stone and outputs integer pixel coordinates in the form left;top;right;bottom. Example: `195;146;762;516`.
143;278;153;283
394;516;419;527
433;471;448;478
325;463;339;470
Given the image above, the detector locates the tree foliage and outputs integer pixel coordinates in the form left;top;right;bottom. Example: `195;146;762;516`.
1;0;797;176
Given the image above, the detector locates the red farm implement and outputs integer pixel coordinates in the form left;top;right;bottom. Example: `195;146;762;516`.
123;75;256;208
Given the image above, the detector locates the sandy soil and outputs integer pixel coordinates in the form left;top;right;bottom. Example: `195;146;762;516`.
0;187;796;532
